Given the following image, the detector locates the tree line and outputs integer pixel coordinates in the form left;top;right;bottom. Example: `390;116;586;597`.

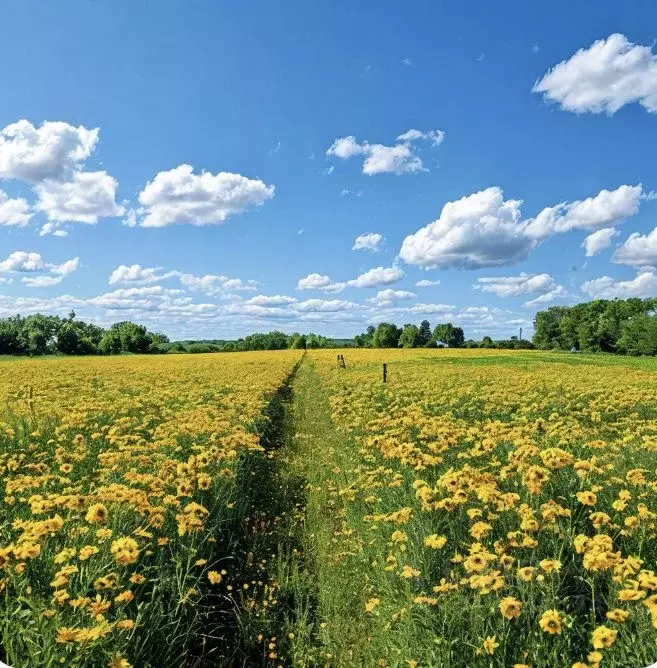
352;320;535;349
0;313;336;357
354;321;464;348
0;312;169;356
532;298;657;355
165;331;332;353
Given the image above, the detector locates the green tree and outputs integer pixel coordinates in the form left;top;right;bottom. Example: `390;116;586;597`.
306;333;330;349
373;323;401;348
354;325;375;347
618;315;657;355
432;323;464;348
289;333;307;349
418;320;432;347
398;324;420;348
0;317;24;355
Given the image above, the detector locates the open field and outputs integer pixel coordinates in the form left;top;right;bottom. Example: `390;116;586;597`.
1;349;657;667
0;351;302;667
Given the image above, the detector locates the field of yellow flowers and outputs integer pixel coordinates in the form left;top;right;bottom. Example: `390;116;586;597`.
0;351;302;668
2;348;657;668
291;348;657;668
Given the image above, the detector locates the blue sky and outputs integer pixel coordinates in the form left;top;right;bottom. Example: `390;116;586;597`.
1;1;657;339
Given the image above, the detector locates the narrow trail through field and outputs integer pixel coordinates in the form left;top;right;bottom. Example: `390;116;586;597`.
223;354;369;666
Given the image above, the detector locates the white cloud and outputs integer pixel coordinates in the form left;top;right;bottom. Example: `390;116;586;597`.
403;302;454;315
326;136;364;159
581;271;657;299
400;185;642;270
524;185;641;238
109;264;177;285
326;129;445;175
297;265;403;292
475;272;562;298
135;164;275;228
293;299;358;313
522;286;567;308
352;232;384;252
582;227;619;257
296;273;345;293
35;170;124;229
0;119;124;235
109;264;260;297
0;251;79;287
533;33;657;114
396;129;445;146
399;187;532;269
22;275;67;288
362;144;423;175
0;251;46;273
0;120;98;183
245;294;298;306
0;190;32;226
613;227;657;267
368;289;416;306
50;257;80;276
178;272;258;295
347;265;404;288
415;279;440;288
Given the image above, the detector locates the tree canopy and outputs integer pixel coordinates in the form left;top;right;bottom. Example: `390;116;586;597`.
0;312;168;357
532;298;657;353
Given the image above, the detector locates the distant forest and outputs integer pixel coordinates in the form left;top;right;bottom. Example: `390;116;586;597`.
0;297;656;356
533;298;657;355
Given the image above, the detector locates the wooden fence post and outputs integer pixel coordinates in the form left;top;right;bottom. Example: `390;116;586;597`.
383;363;387;383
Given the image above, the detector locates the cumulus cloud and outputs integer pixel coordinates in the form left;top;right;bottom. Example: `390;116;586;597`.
22;275;69;288
347;265;404;288
399;187;532;269
109;264;260;299
415;279;440;288
0;120;123;234
178;272;258;295
109;264;178;285
367;289;416;306
297;265;404;292
533;34;657;114
523;186;641;238
582;227;619;257
326;136;364;159
0;251;47;273
35;170;124;226
0;119;124;235
131;164;275;228
522;286;567;308
0;251;79;287
0;190;32;227
352;232;384;252
0;119;98;183
362;144;423;176
326;128;445;175
475;272;562;298
613;227;657;267
581;270;657;299
396;129;445;146
293;298;358;313
296;273;346;293
400;185;642;270
245;295;298;306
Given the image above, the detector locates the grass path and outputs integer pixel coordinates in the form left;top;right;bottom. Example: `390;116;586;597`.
230;355;376;666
